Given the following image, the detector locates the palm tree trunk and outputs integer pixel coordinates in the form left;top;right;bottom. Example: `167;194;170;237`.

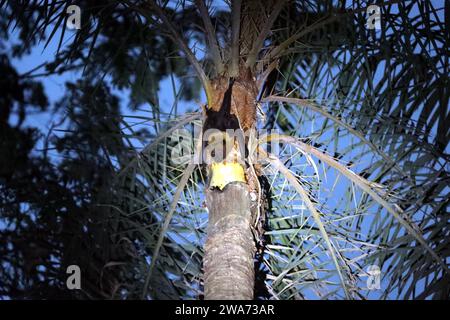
203;182;255;300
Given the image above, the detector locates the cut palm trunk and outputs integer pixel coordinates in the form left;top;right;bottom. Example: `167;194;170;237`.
202;73;259;300
203;182;256;300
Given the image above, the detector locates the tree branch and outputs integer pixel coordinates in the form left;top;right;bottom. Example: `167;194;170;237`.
262;133;449;275
142;161;196;298
229;0;241;77
141;123;204;298
256;59;278;93
262;0;404;63
116;112;201;179
263;95;410;180
195;0;224;75
245;0;286;68
261;147;351;299
147;0;213;104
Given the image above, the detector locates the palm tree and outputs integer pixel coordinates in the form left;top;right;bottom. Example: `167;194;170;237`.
2;0;448;299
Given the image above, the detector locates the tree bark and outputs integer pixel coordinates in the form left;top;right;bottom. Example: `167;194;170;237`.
203;182;255;300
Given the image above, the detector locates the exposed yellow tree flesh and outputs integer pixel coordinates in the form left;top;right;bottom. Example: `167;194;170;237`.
209;162;246;190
